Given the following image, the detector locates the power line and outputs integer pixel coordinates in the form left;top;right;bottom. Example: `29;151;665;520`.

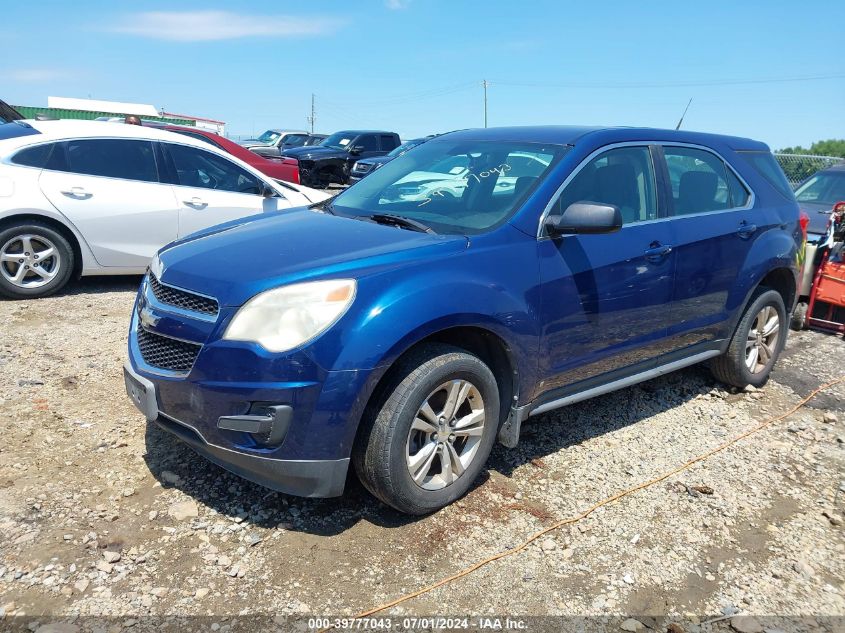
491;72;845;90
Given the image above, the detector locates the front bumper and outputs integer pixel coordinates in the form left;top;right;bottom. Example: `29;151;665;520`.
125;362;350;497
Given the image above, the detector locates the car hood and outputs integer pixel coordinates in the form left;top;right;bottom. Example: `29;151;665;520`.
799;200;836;237
281;145;346;160
157;209;468;306
238;139;270;148
358;156;394;167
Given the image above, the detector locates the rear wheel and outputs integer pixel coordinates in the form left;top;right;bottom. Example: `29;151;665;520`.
0;222;74;299
353;344;499;515
710;288;786;388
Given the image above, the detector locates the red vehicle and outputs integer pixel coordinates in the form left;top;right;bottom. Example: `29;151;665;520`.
159;125;300;184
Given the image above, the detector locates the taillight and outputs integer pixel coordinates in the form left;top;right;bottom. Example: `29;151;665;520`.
799;210;809;238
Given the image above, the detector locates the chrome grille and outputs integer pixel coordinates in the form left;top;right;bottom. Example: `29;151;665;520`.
136;327;201;374
148;273;218;316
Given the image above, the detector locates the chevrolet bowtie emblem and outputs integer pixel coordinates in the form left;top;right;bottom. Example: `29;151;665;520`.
139;307;160;329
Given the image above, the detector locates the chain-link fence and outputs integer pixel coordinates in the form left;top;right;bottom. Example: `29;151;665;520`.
774;153;844;189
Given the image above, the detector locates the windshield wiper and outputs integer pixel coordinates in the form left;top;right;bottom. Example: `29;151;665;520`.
310;197;337;215
366;213;437;234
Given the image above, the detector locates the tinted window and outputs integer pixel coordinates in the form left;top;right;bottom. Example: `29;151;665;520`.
332;139;566;235
795;171;845;207
557;146;657;224
664;146;730;215
171;130;223;150
380;135;399;151
727;168;751;207
64;139;158;182
356;135;378;152
741;151;795;200
167;143;262;194
11;143;54;168
281;134;309;147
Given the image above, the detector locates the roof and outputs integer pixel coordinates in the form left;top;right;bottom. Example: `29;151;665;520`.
47;96;160;117
438;126;769;151
7;119;224;152
333;130;399;135
161;111;226;125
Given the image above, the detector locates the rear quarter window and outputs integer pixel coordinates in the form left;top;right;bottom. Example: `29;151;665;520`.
740;151;795;200
11;143;55;168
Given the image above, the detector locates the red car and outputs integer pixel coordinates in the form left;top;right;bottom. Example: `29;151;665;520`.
160;125;300;184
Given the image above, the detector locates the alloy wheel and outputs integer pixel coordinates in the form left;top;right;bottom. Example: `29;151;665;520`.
405;379;486;491
745;305;780;374
0;234;61;290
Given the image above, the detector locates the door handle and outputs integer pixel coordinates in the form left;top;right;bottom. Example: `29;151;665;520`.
183;197;207;208
737;221;757;239
60;187;91;199
644;243;673;263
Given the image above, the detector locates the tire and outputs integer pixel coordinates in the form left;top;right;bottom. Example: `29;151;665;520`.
0;221;74;299
790;301;808;331
710;287;787;388
353;343;500;515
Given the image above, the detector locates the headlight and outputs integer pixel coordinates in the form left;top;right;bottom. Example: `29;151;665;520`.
223;279;356;352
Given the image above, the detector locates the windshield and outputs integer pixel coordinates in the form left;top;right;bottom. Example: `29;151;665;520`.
330;138;567;235
795;171;845;207
321;132;355;150
257;130;281;144
387;139;424;158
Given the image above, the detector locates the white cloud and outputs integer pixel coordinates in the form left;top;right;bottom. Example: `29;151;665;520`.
4;68;69;82
385;0;411;9
108;10;344;42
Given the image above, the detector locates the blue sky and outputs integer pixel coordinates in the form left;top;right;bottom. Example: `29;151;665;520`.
1;0;843;149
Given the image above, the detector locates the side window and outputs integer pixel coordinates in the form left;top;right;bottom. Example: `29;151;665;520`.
726;167;751;207
380;135;399;151
167;143;262;195
356;135;379;152
64;139;158;183
11;143;55;168
664;146;731;215
556;146;657;225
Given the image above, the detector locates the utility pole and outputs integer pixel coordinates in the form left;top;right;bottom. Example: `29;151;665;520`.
307;93;316;134
482;79;488;128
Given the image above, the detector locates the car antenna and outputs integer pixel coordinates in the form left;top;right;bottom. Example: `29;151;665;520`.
675;98;693;130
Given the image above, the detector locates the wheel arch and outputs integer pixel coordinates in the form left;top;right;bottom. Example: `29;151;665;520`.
0;211;86;279
350;324;521;458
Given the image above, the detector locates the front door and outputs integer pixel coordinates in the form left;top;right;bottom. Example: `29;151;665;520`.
537;145;677;395
38;138;178;268
161;142;290;238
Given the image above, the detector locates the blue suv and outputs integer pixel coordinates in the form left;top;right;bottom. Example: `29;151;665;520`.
124;126;801;514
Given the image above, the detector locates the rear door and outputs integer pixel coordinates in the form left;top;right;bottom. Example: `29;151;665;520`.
160;141;292;238
38;138;178;267
659;144;759;347
538;145;677;393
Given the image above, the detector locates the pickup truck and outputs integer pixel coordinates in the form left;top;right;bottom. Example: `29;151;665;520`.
281;130;401;187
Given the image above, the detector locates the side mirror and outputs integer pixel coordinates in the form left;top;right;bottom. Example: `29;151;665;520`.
261;182;276;198
545;201;622;236
348;145;365;155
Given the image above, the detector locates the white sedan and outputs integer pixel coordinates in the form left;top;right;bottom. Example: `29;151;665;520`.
0;119;329;298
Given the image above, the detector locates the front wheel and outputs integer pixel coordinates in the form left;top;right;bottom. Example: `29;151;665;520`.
710;288;787;388
353;344;500;515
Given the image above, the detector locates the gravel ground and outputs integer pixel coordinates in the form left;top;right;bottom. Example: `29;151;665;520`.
0;277;844;632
